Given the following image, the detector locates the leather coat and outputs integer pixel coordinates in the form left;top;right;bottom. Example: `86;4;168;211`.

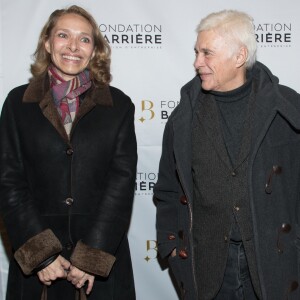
0;74;137;300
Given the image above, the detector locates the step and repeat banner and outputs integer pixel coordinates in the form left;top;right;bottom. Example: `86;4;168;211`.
0;0;299;299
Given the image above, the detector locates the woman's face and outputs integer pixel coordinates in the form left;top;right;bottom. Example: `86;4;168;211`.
45;13;95;81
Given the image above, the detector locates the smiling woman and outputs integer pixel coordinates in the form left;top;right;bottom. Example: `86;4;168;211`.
44;14;95;81
31;6;111;87
0;5;137;300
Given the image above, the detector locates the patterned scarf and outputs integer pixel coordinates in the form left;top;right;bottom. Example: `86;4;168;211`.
48;65;92;135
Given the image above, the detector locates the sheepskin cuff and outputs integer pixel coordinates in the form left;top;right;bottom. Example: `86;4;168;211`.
14;229;62;275
70;240;116;277
33;253;59;273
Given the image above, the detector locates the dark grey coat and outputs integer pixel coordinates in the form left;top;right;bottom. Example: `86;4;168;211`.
154;61;300;300
0;74;137;300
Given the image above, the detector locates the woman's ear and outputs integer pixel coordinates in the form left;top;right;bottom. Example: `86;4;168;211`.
45;39;51;54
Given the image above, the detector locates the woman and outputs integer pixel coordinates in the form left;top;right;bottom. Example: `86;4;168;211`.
0;5;137;300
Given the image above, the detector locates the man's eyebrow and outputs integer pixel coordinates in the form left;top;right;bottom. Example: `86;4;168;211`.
195;47;214;54
202;47;212;52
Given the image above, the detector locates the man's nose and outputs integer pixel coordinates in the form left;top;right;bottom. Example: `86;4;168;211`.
194;54;204;69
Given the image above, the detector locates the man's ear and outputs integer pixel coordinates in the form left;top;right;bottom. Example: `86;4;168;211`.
236;46;247;68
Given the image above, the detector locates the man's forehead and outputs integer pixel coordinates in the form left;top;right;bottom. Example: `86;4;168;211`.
195;31;225;49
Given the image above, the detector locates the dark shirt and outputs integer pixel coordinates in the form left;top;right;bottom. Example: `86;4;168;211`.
212;79;252;165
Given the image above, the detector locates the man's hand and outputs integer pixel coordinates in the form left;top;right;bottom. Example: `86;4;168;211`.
171;248;176;257
37;255;71;285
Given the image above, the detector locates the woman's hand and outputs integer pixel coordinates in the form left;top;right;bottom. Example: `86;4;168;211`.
67;265;95;295
37;255;71;285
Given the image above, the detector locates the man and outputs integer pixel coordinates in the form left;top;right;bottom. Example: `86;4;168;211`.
154;10;300;300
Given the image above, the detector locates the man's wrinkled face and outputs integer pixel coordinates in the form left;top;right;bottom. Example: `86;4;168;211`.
194;30;244;92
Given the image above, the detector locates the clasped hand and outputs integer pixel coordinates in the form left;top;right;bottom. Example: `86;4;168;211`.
37;255;95;295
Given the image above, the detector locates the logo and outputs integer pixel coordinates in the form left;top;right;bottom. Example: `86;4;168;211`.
254;22;292;48
99;23;163;49
138;100;155;123
135;172;158;196
144;240;158;262
137;100;179;124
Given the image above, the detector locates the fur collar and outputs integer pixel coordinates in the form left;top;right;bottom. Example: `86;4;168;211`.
22;73;113;144
23;73;113;105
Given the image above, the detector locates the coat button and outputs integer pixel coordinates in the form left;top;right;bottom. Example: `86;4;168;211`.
231;171;236;176
273;165;282;174
168;234;176;240
289;281;298;292
65;242;73;251
179;249;188;259
66;148;74;155
233;205;240;211
65;197;74;206
180;195;188;205
281;223;291;233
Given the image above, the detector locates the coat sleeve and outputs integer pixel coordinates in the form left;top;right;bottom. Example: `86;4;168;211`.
70;100;137;277
0;92;62;275
154;120;180;258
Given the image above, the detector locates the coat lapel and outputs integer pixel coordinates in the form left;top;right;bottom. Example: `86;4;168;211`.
173;105;194;202
70;83;113;136
172;78;200;202
22;73;113;143
39;90;70;143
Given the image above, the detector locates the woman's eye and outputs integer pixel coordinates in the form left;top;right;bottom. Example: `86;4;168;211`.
58;33;67;38
81;37;90;43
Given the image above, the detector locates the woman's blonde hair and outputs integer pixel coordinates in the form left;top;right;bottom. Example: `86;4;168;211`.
30;5;111;86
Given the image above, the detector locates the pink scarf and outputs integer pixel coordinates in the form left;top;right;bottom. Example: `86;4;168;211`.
48;66;92;135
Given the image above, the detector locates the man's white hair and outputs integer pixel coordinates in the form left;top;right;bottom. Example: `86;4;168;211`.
196;10;257;68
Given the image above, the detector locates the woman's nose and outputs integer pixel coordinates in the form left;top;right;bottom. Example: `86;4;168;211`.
67;38;78;52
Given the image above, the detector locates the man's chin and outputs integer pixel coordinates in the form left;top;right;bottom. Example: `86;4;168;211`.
201;83;211;91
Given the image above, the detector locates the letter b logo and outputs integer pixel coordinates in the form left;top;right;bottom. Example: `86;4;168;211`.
144;240;158;262
139;100;155;123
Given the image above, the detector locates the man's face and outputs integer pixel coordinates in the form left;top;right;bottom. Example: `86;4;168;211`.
194;30;245;92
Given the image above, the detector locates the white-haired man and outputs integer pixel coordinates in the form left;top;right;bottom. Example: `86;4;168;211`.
155;10;300;300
